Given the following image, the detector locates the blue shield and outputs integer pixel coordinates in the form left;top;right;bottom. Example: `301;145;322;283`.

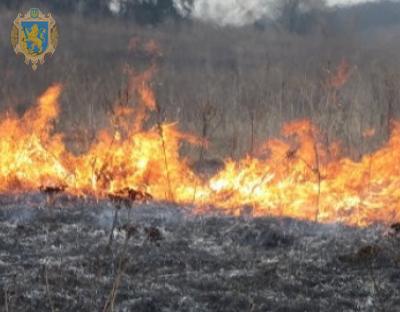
21;21;49;55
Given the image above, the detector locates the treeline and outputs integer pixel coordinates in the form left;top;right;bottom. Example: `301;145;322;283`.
1;0;190;24
2;0;400;33
263;0;400;35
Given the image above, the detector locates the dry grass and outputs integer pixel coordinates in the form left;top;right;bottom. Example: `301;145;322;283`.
0;9;399;160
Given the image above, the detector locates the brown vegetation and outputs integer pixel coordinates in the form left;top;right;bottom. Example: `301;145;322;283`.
0;8;399;161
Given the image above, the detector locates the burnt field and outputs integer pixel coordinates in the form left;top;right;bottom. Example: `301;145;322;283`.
0;194;400;312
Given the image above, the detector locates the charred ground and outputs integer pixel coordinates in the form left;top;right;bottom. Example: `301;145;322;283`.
0;194;399;311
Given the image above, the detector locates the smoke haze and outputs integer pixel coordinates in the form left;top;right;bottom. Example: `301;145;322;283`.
188;0;273;26
183;0;380;26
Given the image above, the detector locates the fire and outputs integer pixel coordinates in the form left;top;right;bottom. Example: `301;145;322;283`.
200;120;400;226
0;80;399;227
0;84;67;191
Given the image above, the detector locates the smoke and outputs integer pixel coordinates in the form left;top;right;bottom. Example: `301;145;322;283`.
108;0;382;26
175;0;380;26
184;0;274;26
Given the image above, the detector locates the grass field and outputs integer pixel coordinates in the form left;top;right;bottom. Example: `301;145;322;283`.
0;7;400;161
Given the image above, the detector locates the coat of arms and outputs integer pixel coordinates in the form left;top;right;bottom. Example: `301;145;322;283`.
11;8;58;70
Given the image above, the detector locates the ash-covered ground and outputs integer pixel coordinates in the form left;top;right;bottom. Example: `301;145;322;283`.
0;193;399;312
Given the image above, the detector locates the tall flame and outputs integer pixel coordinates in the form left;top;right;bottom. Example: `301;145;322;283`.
0;81;399;227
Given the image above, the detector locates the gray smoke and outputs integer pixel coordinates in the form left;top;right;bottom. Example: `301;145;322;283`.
183;0;274;26
109;0;381;26
175;0;379;26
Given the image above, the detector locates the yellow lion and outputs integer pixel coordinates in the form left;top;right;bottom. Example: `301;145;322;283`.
22;24;45;55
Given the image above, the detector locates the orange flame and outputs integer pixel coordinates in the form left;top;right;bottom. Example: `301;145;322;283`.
0;81;399;227
328;58;351;89
363;128;376;139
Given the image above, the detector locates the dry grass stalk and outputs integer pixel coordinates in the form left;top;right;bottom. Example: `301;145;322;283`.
155;102;174;202
44;265;55;312
103;234;130;312
4;287;8;312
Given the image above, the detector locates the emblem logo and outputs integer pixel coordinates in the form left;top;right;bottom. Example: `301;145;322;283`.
11;8;58;70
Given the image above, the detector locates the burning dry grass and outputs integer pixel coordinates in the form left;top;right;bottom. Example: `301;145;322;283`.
1;12;399;159
0;69;399;227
